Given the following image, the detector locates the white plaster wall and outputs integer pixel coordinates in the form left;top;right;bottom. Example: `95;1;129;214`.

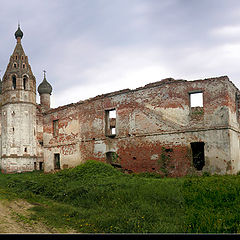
44;143;82;172
1;157;36;173
229;130;240;174
1;103;37;172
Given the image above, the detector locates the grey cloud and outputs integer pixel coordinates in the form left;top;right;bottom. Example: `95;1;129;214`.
1;0;240;107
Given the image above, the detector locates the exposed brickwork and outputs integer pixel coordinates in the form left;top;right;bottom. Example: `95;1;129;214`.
42;75;240;176
1;29;240;176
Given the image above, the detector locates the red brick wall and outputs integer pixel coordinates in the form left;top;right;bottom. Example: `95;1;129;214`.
42;76;237;175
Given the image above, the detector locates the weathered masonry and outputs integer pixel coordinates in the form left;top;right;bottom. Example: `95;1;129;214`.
1;26;240;176
43;76;240;176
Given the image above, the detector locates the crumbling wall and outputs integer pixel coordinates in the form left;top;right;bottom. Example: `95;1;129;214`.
43;104;81;171
43;76;240;176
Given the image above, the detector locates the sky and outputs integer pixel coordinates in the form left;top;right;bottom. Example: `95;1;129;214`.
1;0;240;108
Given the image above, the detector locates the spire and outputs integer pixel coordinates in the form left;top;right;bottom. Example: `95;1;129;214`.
12;24;26;56
2;25;35;84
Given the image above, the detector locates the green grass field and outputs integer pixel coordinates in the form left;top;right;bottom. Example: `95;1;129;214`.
0;160;240;233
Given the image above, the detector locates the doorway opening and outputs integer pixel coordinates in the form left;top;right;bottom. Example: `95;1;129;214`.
54;153;60;170
191;142;205;170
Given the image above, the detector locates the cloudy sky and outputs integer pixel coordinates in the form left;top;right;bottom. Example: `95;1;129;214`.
1;0;240;108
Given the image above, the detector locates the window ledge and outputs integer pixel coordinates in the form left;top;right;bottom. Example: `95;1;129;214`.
106;134;116;138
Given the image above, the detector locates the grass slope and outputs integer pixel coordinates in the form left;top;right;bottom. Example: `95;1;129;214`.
0;160;239;233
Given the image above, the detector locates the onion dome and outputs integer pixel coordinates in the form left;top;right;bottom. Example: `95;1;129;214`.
37;71;52;95
15;24;23;39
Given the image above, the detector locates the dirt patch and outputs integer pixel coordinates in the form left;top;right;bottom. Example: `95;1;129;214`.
0;199;75;233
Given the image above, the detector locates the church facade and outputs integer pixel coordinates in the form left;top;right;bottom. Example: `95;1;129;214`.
1;26;240;176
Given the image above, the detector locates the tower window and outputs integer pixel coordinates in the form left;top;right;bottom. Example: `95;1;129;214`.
23;63;25;69
23;76;28;90
12;75;16;90
15;56;18;60
13;63;17;68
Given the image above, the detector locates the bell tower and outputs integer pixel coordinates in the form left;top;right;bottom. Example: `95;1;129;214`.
1;25;37;173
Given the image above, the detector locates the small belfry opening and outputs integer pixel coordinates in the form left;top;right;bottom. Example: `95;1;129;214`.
191;142;205;170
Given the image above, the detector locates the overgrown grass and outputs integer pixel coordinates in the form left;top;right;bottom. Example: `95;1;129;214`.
0;161;184;233
182;175;240;233
0;160;240;233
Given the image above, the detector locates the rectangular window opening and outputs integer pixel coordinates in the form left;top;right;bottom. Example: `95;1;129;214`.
53;119;59;137
190;92;203;107
109;109;116;118
54;153;60;170
105;109;116;137
111;127;116;135
191;142;205;170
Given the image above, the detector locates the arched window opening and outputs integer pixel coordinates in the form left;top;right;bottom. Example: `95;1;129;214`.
106;151;121;168
12;75;16;90
23;76;28;90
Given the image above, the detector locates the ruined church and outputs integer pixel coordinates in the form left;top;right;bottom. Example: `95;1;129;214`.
0;26;240;176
